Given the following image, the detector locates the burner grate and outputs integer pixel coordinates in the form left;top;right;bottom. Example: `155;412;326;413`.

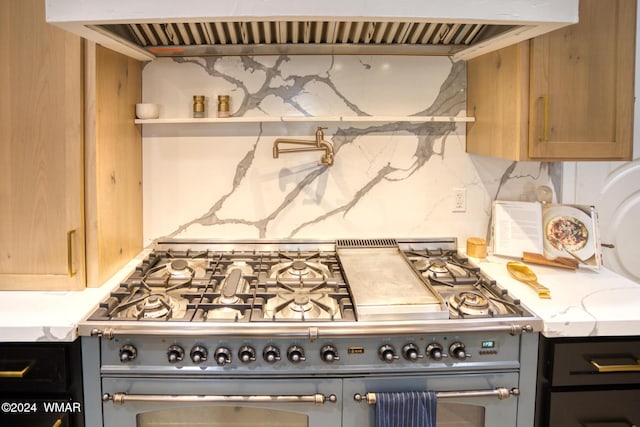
86;240;534;324
89;247;354;322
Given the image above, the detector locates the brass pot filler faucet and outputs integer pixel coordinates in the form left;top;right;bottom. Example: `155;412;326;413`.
273;126;334;166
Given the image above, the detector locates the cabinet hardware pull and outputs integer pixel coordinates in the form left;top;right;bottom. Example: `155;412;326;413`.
589;359;640;373
67;229;77;277
103;393;337;405
538;95;549;142
0;362;32;378
582;421;636;427
354;387;519;404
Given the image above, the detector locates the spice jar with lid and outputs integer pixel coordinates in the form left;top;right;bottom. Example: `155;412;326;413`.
193;95;205;118
217;95;230;118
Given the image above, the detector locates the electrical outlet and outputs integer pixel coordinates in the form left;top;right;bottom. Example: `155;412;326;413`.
452;188;466;212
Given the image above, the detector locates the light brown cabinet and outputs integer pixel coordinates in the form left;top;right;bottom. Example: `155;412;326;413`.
467;0;636;161
0;0;142;290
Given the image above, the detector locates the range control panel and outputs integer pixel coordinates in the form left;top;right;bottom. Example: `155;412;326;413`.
101;333;521;376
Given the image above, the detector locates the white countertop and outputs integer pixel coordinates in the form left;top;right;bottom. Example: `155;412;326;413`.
2;251;639;342
474;255;640;338
0;256;144;342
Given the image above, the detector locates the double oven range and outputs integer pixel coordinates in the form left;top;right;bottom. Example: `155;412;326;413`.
80;238;541;427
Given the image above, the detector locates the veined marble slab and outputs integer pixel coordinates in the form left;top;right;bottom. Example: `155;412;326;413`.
141;55;556;245
475;255;640;338
0;255;145;342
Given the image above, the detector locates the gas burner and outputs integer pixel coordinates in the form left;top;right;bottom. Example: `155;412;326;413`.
281;295;324;319
167;259;193;279
143;258;209;286
214;295;241;305
213;267;249;305
264;283;339;320
426;258;449;274
448;291;493;317
269;258;331;281
414;258;468;280
408;253;479;285
119;293;187;320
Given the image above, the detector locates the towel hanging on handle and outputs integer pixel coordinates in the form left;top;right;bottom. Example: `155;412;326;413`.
374;391;437;427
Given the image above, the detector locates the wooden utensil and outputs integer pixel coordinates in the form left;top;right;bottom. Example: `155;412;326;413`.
522;252;578;270
507;261;551;298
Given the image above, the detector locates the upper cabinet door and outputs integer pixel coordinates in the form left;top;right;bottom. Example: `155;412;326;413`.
529;0;636;160
0;0;85;290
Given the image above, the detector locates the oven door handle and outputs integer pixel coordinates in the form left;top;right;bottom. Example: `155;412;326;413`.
354;387;519;404
103;392;337;405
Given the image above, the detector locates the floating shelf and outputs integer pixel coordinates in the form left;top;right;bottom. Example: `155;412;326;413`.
134;115;475;125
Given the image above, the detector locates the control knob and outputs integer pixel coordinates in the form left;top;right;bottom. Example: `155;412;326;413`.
402;343;423;361
119;344;137;363
263;345;281;363
214;347;232;366
167;345;185;363
378;344;399;363
449;342;470;361
238;345;257;364
287;345;306;363
320;345;340;363
426;343;445;361
190;345;208;364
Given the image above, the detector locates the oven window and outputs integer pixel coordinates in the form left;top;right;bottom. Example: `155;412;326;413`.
438;403;485;426
136;406;307;426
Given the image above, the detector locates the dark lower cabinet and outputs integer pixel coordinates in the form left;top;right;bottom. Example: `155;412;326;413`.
0;340;84;427
536;336;640;427
549;389;640;426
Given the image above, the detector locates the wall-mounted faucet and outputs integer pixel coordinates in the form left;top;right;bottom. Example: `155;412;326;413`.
273;126;334;166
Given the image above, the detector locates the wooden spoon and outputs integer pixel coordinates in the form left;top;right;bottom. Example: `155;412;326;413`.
506;262;551;299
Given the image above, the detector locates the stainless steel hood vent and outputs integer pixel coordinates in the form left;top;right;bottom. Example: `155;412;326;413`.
97;20;504;58
46;0;579;61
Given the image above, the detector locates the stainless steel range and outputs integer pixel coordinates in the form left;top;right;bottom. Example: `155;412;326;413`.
80;238;541;427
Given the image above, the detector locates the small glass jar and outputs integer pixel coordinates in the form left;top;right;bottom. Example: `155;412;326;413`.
193;95;205;118
217;95;230;118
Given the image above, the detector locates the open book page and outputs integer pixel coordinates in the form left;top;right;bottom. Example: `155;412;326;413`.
542;204;601;269
492;201;544;258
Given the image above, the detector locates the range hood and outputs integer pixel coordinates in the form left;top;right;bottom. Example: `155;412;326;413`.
46;0;578;61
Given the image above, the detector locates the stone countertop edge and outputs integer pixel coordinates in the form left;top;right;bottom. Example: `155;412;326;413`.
471;254;640;338
0;250;149;343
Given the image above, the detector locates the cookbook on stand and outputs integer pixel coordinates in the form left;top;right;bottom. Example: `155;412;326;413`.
491;200;601;269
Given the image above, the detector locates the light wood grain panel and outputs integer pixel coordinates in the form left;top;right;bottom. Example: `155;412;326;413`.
614;0;637;160
467;0;635;162
529;0;635;160
466;42;530;160
0;0;84;290
0;1;11;258
84;45;142;287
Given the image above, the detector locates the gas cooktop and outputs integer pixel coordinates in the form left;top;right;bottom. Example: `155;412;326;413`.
86;238;537;328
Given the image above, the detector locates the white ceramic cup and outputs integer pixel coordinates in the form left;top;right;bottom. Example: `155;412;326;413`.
135;103;160;119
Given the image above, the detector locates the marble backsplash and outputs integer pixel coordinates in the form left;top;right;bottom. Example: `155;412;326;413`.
141;55;555;246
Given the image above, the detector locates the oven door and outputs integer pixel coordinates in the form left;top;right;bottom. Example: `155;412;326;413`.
101;377;342;427
343;372;520;427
